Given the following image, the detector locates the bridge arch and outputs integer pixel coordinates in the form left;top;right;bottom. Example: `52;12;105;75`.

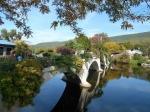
89;61;99;71
78;57;104;87
63;56;110;87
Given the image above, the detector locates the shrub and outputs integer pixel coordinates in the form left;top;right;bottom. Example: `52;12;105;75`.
16;59;43;76
34;57;52;67
113;54;130;63
56;47;75;55
43;52;51;57
119;54;130;63
80;52;92;61
133;54;145;63
72;56;84;73
15;40;32;57
42;49;56;58
0;57;16;71
0;59;43;107
47;48;54;53
55;55;83;74
55;55;74;70
130;54;146;67
35;48;45;54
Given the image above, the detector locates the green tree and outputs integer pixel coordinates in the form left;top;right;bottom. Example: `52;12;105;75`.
0;29;9;40
75;34;91;50
0;29;22;41
15;40;31;57
0;0;149;35
66;34;91;51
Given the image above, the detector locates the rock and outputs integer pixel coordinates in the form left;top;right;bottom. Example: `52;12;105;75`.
49;66;56;71
82;59;86;62
142;63;150;68
80;81;91;88
42;66;56;73
43;72;53;80
70;67;76;74
42;67;49;72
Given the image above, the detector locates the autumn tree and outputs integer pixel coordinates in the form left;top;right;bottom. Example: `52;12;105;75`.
90;33;110;58
104;41;126;54
0;0;150;36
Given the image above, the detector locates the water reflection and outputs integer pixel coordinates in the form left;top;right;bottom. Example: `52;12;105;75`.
0;71;43;112
20;74;66;112
0;64;150;112
106;64;150;82
86;64;150;112
52;70;103;112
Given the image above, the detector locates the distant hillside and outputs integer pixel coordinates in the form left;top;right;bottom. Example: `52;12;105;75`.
32;31;150;49
32;41;67;49
112;31;150;44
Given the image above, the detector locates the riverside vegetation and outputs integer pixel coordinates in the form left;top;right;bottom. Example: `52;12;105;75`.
0;32;150;109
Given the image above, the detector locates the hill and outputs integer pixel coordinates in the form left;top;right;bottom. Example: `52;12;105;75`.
112;31;150;44
32;41;67;49
32;31;150;49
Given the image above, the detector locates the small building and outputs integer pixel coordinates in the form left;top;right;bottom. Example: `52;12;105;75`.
111;49;143;60
125;49;143;59
0;39;15;56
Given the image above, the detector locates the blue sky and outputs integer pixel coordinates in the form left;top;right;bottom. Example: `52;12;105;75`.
1;6;150;45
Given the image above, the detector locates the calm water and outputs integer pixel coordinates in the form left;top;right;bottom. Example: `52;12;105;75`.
0;65;150;112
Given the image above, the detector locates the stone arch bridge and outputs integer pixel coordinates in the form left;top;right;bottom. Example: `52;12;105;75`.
43;56;110;87
78;56;109;87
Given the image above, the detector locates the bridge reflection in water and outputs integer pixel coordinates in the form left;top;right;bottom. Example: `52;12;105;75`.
1;64;150;112
51;70;105;112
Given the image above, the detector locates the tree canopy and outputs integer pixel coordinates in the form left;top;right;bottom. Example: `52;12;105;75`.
0;29;22;41
90;33;110;56
0;0;150;36
66;34;91;50
104;41;126;54
14;40;31;57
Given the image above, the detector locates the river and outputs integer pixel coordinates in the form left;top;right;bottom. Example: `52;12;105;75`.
0;64;150;112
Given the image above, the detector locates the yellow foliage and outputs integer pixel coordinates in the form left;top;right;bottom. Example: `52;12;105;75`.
15;40;31;56
16;59;42;76
73;56;84;73
104;41;125;53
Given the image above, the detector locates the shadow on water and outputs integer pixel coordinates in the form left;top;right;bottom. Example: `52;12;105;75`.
51;70;104;112
51;82;82;112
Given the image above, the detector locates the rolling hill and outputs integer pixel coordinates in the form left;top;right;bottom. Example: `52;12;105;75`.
32;41;67;49
112;31;150;44
32;31;150;49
